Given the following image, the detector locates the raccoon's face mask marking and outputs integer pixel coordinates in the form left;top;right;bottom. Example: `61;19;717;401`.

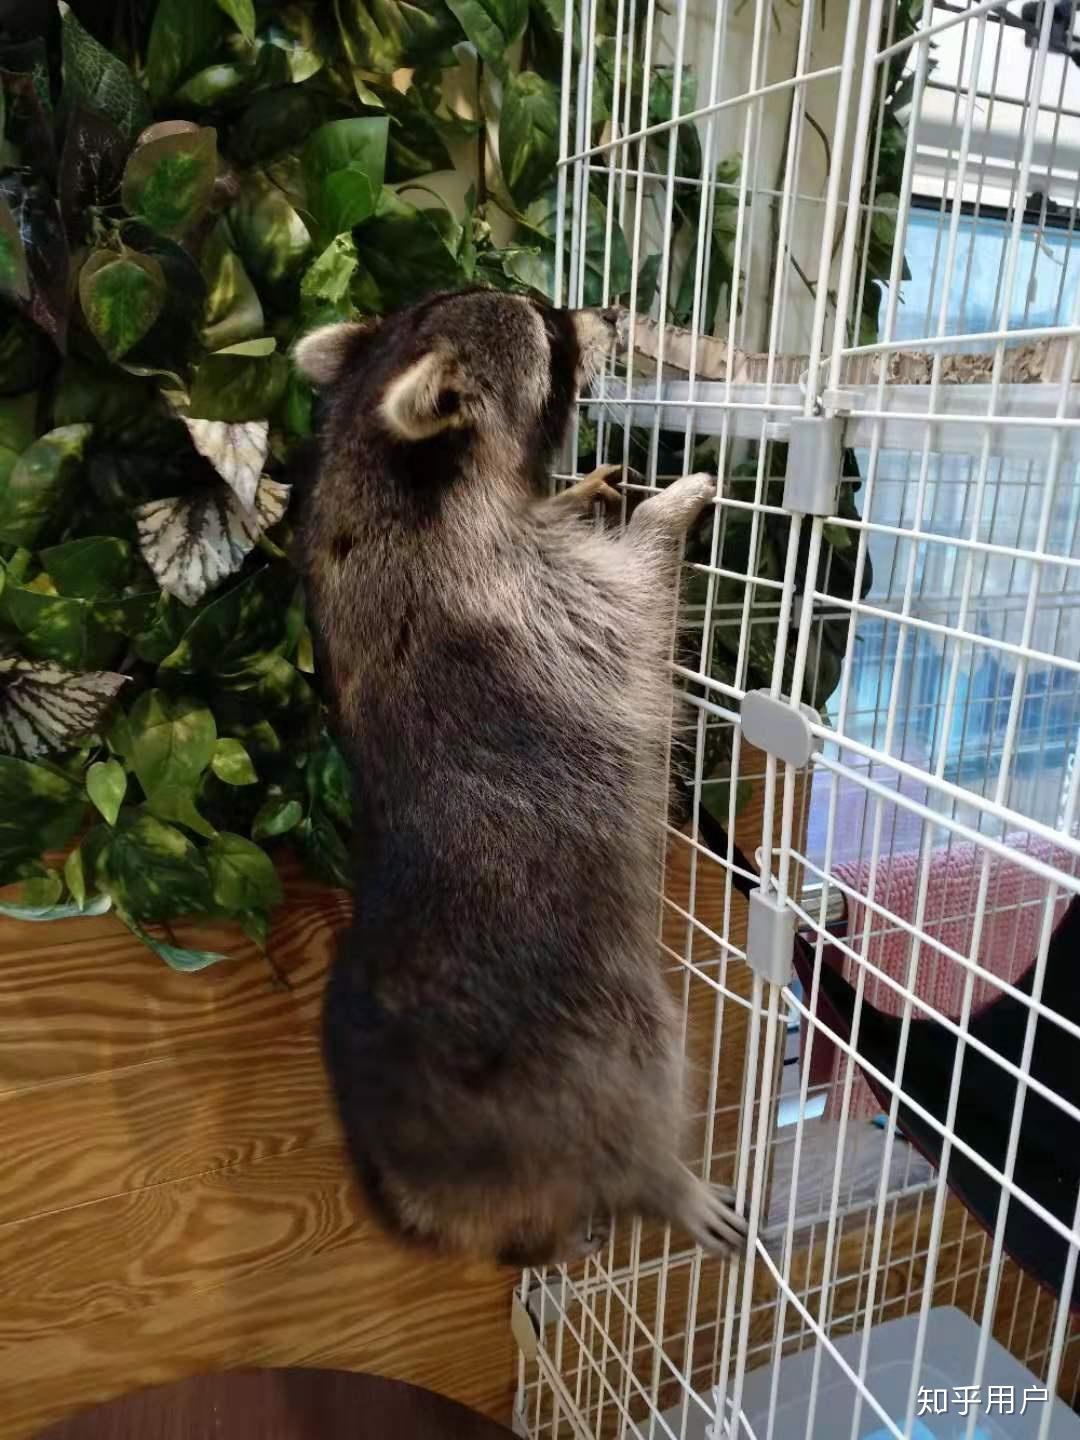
293;290;620;456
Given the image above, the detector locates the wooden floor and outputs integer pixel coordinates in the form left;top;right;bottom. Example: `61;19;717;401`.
0;870;518;1440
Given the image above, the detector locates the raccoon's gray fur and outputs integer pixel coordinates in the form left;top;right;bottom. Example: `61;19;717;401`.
294;287;747;1266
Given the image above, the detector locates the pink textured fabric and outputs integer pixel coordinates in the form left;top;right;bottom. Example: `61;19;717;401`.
818;833;1078;1123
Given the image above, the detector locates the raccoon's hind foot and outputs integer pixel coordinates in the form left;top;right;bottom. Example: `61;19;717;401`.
627;472;716;540
676;1176;748;1256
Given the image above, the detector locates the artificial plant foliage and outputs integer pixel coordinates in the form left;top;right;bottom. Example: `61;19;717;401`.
0;0;886;965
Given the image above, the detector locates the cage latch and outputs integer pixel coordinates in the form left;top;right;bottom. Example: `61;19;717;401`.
781;414;845;516
740;690;819;768
746;887;795;987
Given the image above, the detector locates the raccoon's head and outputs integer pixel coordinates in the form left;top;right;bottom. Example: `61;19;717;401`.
294;288;619;465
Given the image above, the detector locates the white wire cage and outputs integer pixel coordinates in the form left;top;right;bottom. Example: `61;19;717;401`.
513;1;1080;1438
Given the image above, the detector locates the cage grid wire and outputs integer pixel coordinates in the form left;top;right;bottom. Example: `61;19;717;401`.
513;0;1080;1436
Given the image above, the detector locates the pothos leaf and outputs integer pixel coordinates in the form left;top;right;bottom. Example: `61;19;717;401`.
444;0;528;77
302;118;389;242
86;756;127;824
200;221;265;352
58;2;151;143
144;0;227;105
215;0;256;42
79;250;167;362
186;347;289;423
252;793;302;839
182;418;269;510
120;909;228;971
0;424;91;547
211;736;257;785
134;475;290;607
498;70;558;208
206;831;282;912
121;128;219;238
39;536;132;600
0;754;85;877
97;812;213;921
128;688;216;804
0;657;127;760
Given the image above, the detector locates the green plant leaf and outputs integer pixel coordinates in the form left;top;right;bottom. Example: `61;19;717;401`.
306;734;352;828
59;2;150;142
144;0;227;104
300;234;359;326
187;348;289;423
0;892;111;921
251;793;302;839
86;756;127;824
0;657;127;760
215;0;256;41
97;811;213;920
128;690;216;814
206;831;282;912
499;71;558;207
1;585;154;669
376;83;455;181
228;172;312;291
336;0;463;75
0;755;85;876
296;809;350;887
211;737;257;785
0;424;91;547
0;194;30;302
157;563;297;675
201;220;265;351
303;118;389;241
79;250;167;362
444;0;527;77
121;128;219;238
63;844;86;907
351;187;465;311
40;537;132;599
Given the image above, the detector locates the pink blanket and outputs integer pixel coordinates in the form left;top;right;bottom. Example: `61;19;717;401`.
811;833;1079;1123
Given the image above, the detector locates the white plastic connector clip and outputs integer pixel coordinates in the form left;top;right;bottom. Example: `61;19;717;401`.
746;887;794;987
782;414;845;516
741;690;820;768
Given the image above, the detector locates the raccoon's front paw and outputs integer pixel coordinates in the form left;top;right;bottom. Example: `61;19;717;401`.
628;472;716;539
679;1179;748;1256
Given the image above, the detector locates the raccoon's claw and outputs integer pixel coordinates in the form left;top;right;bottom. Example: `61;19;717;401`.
680;1180;748;1256
578;464;624;509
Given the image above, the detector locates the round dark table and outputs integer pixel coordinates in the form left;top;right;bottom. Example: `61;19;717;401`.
34;1369;516;1439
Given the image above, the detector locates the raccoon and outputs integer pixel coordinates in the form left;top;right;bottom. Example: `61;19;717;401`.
294;287;747;1266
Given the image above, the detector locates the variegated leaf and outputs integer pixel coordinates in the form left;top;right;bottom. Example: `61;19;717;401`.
134;476;290;607
0;656;128;759
182;417;269;509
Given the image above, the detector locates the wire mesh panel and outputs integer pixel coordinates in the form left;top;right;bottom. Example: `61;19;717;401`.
514;1;1080;1438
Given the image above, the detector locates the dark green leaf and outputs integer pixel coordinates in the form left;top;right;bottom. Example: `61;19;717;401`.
144;0;227;104
121;128;219;238
499;71;558;208
158;563;297;676
444;0;527;76
303;118;389;241
0;173;71;350
0;424;90;547
2;583;153;669
215;0;256;42
228;172;312;291
300;234;358;327
352;187;465;311
374;83;455;181
187;348;289;423
97;812;213;920
296;809;350;887
86;756;126;824
200;220;264;352
337;0;463;75
79;250;167;362
59;3;150;142
206;831;282;911
39;537;132;600
0;755;85;877
63;844;86;907
252;793;302;839
306;734;352;827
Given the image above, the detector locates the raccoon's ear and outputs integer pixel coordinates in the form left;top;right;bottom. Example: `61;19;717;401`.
379;348;463;442
293;320;379;387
